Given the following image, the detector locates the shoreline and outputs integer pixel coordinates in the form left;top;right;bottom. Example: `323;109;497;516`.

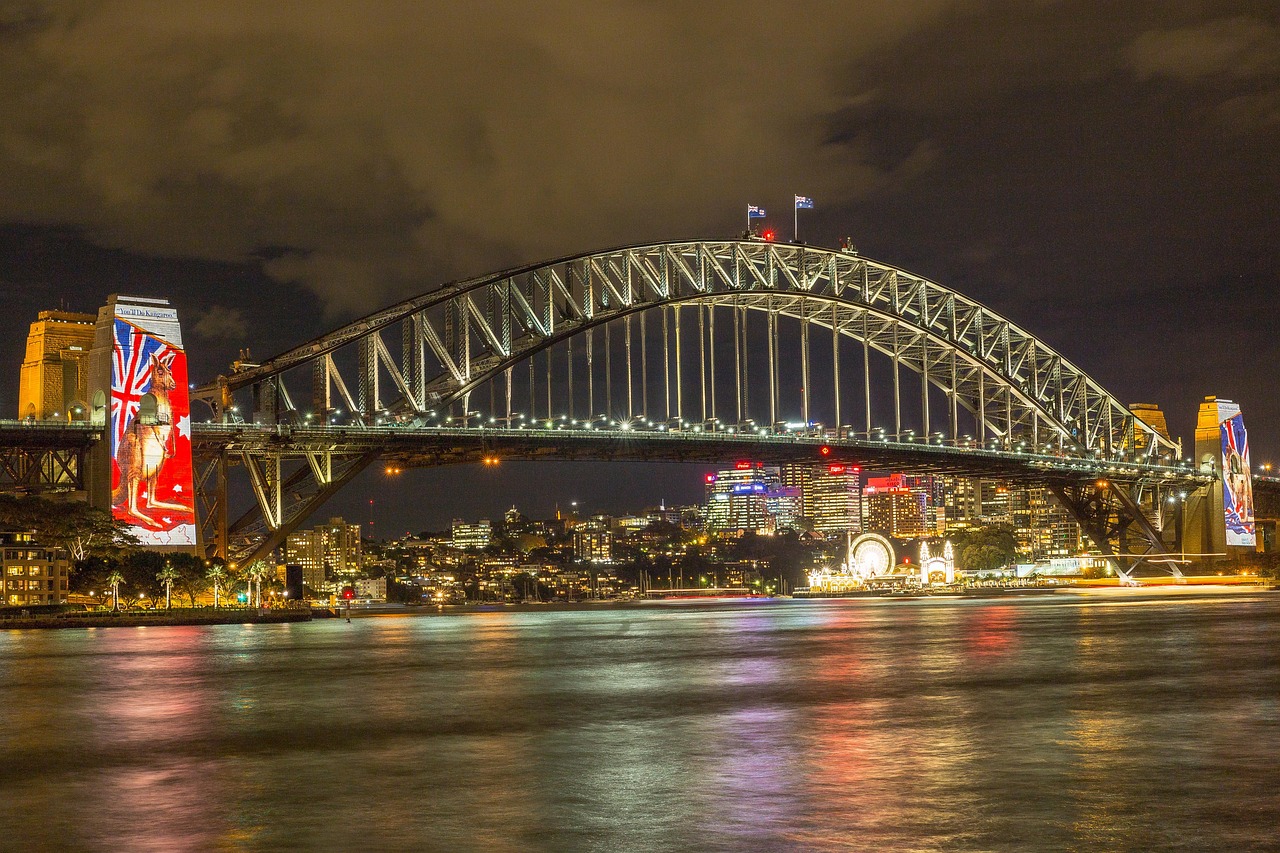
4;584;1272;628
344;583;1275;617
0;609;313;630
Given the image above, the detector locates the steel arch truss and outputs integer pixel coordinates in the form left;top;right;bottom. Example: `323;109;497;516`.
193;240;1184;564
200;240;1176;461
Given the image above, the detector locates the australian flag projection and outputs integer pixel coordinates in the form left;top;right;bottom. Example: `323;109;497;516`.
109;311;196;547
1220;410;1256;547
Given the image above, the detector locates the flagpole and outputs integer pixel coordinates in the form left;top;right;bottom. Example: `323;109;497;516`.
794;201;798;243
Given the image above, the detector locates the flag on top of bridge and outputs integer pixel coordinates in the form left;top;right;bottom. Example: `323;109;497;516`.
795;195;814;209
748;204;767;218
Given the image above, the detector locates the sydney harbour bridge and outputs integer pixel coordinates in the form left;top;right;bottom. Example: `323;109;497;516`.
5;239;1262;570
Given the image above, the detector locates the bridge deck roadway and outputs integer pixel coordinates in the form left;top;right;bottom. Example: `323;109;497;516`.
191;423;1209;486
0;421;101;448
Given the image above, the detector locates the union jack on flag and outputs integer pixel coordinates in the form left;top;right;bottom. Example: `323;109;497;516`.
111;319;175;451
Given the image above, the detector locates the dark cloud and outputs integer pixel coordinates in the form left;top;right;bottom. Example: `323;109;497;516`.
191;305;247;341
1127;16;1279;82
0;0;955;316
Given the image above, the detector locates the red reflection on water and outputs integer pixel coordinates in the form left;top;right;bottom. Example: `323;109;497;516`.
963;604;1020;659
77;627;229;850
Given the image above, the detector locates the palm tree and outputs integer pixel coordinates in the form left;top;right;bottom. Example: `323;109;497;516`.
106;570;124;611
245;560;271;609
206;562;226;608
157;562;179;609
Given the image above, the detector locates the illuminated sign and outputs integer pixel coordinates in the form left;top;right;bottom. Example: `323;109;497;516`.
1219;405;1255;547
109;309;196;547
704;473;717;484
732;483;766;495
828;464;845;474
735;461;753;470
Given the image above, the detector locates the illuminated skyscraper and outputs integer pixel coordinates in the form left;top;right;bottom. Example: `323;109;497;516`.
704;463;786;533
864;475;930;538
809;464;863;537
863;474;943;537
451;519;493;550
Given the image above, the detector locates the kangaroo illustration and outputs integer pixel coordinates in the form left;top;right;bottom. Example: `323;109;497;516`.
113;354;188;527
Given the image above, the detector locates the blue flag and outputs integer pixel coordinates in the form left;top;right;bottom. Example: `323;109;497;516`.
795;195;814;209
748;205;767;218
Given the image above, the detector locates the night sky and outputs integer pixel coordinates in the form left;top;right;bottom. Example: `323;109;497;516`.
1;2;1277;534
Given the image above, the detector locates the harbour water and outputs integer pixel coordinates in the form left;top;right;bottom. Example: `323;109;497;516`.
0;590;1276;851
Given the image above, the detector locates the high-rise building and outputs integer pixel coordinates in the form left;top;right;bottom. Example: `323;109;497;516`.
574;527;612;562
451;518;493;550
286;517;363;591
779;464;815;518
18;310;96;421
941;476;980;527
977;480;1013;524
764;487;804;532
809;464;863;537
1010;486;1082;560
864;476;929;538
864;474;937;538
704;463;785;533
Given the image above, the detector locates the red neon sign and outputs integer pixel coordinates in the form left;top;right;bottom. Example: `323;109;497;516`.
735;461;752;470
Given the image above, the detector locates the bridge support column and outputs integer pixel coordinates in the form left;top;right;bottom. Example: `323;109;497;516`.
801;313;810;425
831;303;841;430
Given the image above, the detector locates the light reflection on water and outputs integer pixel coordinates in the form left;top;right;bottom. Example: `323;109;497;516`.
0;591;1276;851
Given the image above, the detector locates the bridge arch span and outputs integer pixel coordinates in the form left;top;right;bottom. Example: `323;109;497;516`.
198;240;1175;461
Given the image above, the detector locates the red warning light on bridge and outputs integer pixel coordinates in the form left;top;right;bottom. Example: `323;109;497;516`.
762;228;777;242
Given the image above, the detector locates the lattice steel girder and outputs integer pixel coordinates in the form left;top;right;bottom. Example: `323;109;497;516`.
1047;477;1175;571
0;446;84;491
192;445;374;566
195;241;1179;461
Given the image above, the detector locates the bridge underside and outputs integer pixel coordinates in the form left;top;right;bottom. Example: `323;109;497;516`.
0;424;98;493
192;424;1203;570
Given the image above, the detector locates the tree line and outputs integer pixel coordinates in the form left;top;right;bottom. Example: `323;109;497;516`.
0;495;281;608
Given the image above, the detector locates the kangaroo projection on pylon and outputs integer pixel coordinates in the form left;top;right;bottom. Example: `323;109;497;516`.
112;353;188;527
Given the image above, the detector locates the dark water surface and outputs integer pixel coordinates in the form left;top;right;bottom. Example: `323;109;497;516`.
1;590;1277;852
